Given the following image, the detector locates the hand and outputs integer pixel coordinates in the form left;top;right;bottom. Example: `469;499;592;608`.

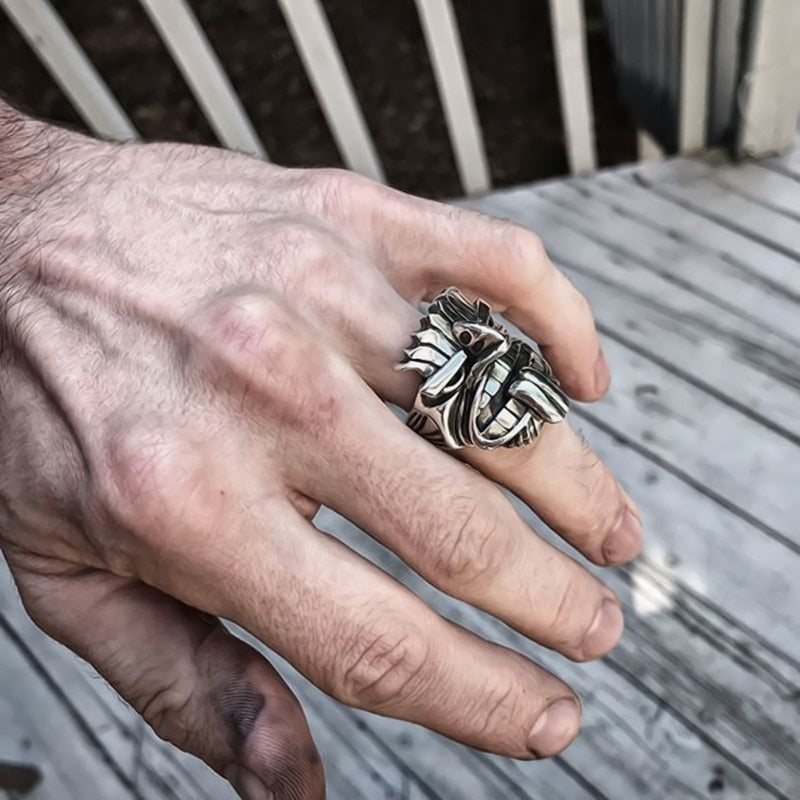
0;104;642;800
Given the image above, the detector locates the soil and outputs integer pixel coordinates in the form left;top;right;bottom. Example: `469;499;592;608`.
0;0;636;198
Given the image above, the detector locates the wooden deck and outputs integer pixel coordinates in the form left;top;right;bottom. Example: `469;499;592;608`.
2;144;800;800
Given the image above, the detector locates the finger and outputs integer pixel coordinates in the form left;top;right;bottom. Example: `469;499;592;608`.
287;387;624;662
256;220;420;408
290;274;641;567
355;182;608;401
465;421;643;566
95;455;583;760
183;289;622;656
10;561;324;800
208;506;583;760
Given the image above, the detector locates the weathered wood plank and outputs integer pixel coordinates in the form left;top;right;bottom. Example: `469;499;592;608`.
0;623;133;799
611;153;800;222
275;0;384;181
593;166;800;298
0;0;137;141
414;0;491;195
585;335;799;552
137;0;266;158
547;0;596;174
678;0;713;152
465;190;800;449
632;159;800;262
574;418;799;665
321;508;787;799
764;141;800;180
699;160;800;219
532;175;800;341
736;0;800;157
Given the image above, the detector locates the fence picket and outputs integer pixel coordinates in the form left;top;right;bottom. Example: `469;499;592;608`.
276;0;384;182
678;0;713;152
414;0;491;195
0;0;136;141
738;0;800;156
548;0;596;174
138;0;266;158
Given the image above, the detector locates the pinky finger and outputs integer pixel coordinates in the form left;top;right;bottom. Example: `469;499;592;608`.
9;561;324;800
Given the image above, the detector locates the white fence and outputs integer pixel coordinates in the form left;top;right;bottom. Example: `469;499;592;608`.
2;0;798;196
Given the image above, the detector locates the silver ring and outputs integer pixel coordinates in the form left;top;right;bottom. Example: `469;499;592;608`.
397;287;569;450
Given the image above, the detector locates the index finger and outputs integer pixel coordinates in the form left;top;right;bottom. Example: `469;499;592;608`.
360;184;609;401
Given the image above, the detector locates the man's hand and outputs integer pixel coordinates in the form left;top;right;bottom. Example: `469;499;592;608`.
0;103;642;800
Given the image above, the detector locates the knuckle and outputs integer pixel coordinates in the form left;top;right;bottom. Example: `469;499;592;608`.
573;506;615;543
474;681;518;737
98;421;218;558
488;217;546;272
449;212;551;293
546;575;591;653
572;286;593;320
264;218;349;310
305;167;372;220
268;218;336;279
515;226;547;264
138;675;195;743
568;446;623;544
191;290;340;430
196;290;303;368
572;493;624;547
337;624;430;710
430;498;506;587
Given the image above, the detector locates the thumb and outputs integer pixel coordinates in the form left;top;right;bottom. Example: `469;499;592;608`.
10;561;325;800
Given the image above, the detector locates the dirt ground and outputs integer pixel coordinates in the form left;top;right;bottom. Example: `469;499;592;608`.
0;0;636;198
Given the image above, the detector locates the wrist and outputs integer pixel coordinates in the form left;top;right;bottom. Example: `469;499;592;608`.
0;100;61;192
0;101;106;286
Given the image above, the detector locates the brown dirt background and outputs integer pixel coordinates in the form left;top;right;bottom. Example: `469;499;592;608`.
0;0;636;198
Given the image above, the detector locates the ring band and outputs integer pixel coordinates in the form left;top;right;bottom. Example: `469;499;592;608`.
397;287;569;450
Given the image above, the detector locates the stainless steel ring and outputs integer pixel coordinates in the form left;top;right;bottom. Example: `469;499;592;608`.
397;287;569;450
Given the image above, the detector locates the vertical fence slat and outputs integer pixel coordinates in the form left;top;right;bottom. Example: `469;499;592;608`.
414;0;490;196
678;0;713;152
276;0;384;181
637;129;664;162
548;0;596;174
0;0;136;141
137;0;266;158
738;0;800;157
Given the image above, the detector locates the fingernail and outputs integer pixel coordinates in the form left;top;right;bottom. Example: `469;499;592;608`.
582;598;624;659
602;506;644;565
594;347;611;395
527;698;580;757
225;765;274;800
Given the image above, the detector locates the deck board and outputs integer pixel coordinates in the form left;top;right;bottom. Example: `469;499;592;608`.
2;146;799;799
0;624;132;800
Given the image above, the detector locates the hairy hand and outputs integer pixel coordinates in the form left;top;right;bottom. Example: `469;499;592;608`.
0;107;642;799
